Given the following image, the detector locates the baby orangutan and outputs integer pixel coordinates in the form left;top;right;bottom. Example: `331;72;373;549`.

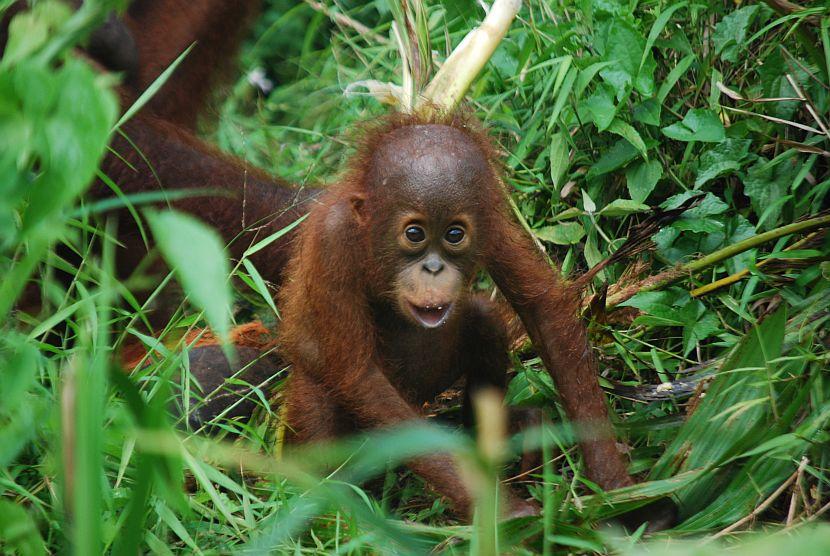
278;113;605;518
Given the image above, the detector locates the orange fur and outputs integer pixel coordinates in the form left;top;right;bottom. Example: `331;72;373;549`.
121;321;277;371
277;113;633;518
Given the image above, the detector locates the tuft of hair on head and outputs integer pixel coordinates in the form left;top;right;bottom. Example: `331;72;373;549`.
342;108;505;185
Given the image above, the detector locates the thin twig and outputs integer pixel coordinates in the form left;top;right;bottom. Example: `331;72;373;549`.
304;0;387;43
763;0;821;26
785;74;830;137
811;499;830;520
722;105;824;135
787;457;809;526
710;460;804;540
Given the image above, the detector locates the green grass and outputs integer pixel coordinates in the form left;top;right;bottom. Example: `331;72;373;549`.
2;0;830;553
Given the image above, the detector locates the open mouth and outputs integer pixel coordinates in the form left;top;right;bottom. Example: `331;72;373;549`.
408;302;453;328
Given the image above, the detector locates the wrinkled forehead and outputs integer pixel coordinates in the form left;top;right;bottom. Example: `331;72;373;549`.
365;124;492;213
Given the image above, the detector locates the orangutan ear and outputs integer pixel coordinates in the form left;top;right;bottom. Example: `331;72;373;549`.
350;194;367;226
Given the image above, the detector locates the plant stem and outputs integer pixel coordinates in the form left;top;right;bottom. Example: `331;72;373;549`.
419;0;521;112
604;213;830;308
690;230;822;297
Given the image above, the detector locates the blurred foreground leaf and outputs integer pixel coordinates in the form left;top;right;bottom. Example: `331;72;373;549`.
146;209;233;343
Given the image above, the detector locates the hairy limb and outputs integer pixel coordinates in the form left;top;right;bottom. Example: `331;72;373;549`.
99;115;320;283
284;342;479;516
459;296;541;516
284;371;356;442
284;364;479;515
319;360;481;517
121;0;262;128
459;296;512;428
183;344;280;432
484;205;633;491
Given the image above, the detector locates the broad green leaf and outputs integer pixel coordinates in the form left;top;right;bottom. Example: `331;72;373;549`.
0;335;44;467
712;5;760;63
723;215;756;273
620;289;691;313
632;308;684;328
0;45;116;319
598;199;650;217
595;18;654;98
549;132;570;192
574;61;614;99
0;337;38;413
661;191;728;217
551;207;584;221
686;193;730;218
625;292;719;352
744;154;798;230
534;222;585;245
0;0;70;67
681;307;720;356
21;59;118;233
584;233;603;269
146;209;232;341
591;0;627;18
626;159;662;203
662;108;726;142
607;119;648;158
672;218;723;233
632;98;661;127
588;138;640;177
580;83;616;131
582;190;597;213
695;138;752;188
758;48;802;119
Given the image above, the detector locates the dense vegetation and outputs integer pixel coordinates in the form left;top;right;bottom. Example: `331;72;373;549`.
1;0;829;553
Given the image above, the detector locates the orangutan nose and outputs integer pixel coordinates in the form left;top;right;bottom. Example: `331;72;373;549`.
422;254;445;275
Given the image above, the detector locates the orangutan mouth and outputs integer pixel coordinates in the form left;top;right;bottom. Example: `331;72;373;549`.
408;302;453;328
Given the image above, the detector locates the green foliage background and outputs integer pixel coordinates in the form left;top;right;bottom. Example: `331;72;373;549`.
1;0;830;554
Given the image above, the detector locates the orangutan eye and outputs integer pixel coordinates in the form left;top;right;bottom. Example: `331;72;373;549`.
405;225;426;243
444;226;465;244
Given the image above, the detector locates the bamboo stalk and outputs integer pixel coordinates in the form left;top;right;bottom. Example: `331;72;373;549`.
604;213;830;308
690;231;823;297
419;0;521;112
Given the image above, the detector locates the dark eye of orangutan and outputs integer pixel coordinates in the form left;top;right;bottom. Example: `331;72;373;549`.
444;226;465;245
404;225;426;243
